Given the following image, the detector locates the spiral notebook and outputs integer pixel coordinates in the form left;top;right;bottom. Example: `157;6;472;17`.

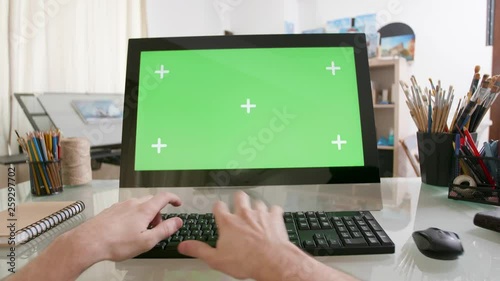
0;201;85;246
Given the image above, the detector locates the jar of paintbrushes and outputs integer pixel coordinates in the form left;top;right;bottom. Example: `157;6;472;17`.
400;66;498;186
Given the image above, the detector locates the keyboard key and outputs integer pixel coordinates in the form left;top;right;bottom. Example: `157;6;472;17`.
321;222;332;229
191;230;202;236
344;238;368;247
202;224;212;231
287;228;295;234
170;236;183;242
303;240;316;249
360;226;370;232
284;212;292;218
354;216;363;221
285;217;293;223
356;220;367;226
184;236;196;240
288;234;298;240
367;237;380;245
319;217;328;223
198;219;207;225
298;222;309;230
188;214;199;219
338;226;347;232
208;235;218;241
310;222;321;230
328;239;342;248
345;221;355;227
196;235;207;241
306;211;316;218
332;216;342;221
352;232;363;238
313;233;325;240
349;226;359;232
296;212;305;218
364;231;375;238
298;217;307;223
340;232;351;239
180;230;190;236
368;220;382;231
316;211;326;217
362;212;374;220
316;239;328;248
376;231;393;245
154;241;166;250
334;221;345;227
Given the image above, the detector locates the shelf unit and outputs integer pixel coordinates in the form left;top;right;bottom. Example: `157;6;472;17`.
369;57;413;177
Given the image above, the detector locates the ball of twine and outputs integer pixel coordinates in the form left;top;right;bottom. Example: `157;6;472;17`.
60;137;92;186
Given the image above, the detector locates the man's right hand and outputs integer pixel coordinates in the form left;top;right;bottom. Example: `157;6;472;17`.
178;191;294;280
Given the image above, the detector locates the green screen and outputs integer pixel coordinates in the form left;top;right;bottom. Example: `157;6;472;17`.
135;47;364;171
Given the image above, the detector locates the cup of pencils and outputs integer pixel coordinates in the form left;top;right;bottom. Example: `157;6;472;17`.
16;130;63;196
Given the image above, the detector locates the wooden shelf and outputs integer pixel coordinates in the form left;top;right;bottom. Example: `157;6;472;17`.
373;104;395;109
370;57;410;177
377;145;395;150
369;57;400;68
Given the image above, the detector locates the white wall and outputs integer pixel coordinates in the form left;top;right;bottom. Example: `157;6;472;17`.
229;0;284;34
146;0;285;37
146;0;223;37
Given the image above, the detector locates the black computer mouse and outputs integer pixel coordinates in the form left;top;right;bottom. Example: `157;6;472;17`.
412;227;464;260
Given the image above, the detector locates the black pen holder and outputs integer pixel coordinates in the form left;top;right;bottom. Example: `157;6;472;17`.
448;155;500;206
416;132;456;187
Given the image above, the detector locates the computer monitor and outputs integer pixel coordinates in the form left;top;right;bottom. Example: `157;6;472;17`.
120;34;379;188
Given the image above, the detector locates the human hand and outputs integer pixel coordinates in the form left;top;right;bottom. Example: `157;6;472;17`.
178;191;295;280
68;192;183;262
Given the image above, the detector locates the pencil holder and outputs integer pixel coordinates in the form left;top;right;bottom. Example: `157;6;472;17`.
448;155;500;206
28;160;63;196
416;132;456;187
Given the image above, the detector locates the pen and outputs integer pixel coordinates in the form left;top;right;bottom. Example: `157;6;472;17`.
464;130;495;187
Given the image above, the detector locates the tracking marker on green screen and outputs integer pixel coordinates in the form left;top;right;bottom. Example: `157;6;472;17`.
134;47;364;171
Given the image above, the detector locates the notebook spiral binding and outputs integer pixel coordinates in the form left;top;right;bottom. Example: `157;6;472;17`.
16;213;87;259
16;201;85;245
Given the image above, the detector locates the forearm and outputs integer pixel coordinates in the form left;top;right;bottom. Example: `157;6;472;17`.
5;231;99;281
255;243;358;281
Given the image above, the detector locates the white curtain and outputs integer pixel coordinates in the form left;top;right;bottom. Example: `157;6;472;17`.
0;0;11;155
0;0;147;155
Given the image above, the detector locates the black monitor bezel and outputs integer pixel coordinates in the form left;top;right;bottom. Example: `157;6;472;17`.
120;34;379;187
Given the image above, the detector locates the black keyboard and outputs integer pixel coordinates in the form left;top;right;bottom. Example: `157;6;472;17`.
135;211;395;259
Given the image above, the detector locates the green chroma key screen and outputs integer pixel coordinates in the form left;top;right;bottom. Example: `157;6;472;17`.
135;47;364;171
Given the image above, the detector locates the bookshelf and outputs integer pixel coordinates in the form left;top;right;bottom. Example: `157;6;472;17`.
369;57;413;177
